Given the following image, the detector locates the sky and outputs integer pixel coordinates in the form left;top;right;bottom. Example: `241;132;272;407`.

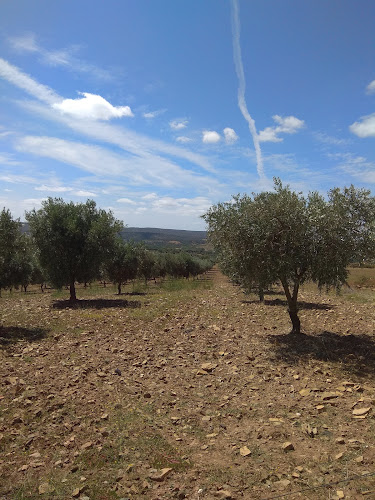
0;0;375;230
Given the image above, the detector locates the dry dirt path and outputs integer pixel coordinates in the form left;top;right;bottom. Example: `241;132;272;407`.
1;273;375;499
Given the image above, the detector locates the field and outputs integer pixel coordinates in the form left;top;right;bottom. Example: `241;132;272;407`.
1;268;375;499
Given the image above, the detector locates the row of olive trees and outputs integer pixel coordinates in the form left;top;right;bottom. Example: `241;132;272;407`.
0;198;213;301
104;239;213;294
203;179;375;335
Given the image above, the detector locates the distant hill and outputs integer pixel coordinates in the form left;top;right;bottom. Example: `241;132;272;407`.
120;227;207;248
21;223;207;248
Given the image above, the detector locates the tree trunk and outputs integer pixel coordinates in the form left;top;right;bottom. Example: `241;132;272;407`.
288;308;301;334
23;285;27;293
118;282;122;295
40;283;44;293
281;278;301;334
69;280;77;302
258;288;265;303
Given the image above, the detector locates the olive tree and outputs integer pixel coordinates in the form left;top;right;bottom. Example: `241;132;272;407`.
26;198;123;302
0;208;21;295
105;239;139;294
203;180;375;334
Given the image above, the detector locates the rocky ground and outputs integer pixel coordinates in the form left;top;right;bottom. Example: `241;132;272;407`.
1;270;375;499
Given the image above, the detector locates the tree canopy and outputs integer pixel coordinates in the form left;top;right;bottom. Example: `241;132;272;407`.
0;208;21;294
203;179;375;334
26;198;123;301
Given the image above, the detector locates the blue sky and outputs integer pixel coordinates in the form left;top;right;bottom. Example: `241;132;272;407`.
0;0;374;229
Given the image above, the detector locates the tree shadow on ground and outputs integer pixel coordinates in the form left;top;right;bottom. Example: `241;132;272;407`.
268;330;375;379
242;298;334;310
0;326;48;346
120;291;147;296
52;298;141;310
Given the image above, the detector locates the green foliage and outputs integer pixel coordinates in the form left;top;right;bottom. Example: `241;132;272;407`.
26;198;123;301
0;208;21;293
203;179;375;333
105;239;139;294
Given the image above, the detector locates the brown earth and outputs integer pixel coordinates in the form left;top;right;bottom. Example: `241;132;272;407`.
1;270;375;499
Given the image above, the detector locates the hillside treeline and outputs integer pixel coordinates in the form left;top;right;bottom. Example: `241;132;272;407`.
0;199;213;300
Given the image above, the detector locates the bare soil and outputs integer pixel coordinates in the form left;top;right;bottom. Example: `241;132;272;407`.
1;269;375;499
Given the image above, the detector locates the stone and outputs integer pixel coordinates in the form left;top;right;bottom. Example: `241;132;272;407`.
299;389;310;396
216;490;232;499
336;491;345;499
321;392;339;401
72;487;81;497
282;441;294;452
38;483;55;495
80;441;93;450
274;479;291;488
149;467;173;482
352;407;371;416
239;446;251;457
201;363;217;373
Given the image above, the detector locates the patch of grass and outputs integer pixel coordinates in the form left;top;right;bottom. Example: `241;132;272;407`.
160;278;212;293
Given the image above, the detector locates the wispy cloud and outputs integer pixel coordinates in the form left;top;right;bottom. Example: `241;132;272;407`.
176;136;192;143
0;57;59;104
366;79;375;95
53;92;133;120
0;58;215;173
313;131;349;146
169;119;188;130
8;33;113;81
202;130;221;144
231;0;264;178
331;152;375;183
349;113;375;138
258;115;305;143
116;198;137;204
15;135;221;191
35;184;72;192
142;109;166;119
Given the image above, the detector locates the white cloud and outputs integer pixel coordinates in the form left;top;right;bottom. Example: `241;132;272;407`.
313;132;348;146
53;92;133;120
35;184;72;192
8;34;112;81
142;193;158;200
176;136;192;143
8;33;39;53
258;115;305;142
150;196;212;217
73;190;96;197
22;100;216;173
332;152;375;184
0;57;59;104
349;113;375;138
143;109;166;119
366;80;375;95
202;130;221;144
223;127;238;144
117;198;136;204
15;135;221;192
170;119;188;130
0;59;215;173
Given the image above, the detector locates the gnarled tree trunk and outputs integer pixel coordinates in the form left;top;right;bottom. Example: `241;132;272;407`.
281;277;301;334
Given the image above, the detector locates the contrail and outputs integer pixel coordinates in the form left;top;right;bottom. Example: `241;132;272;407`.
231;0;265;178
